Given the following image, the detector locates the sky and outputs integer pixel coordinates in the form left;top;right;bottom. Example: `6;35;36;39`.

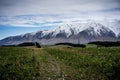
0;0;120;39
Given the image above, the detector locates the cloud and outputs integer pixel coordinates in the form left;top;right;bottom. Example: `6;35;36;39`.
0;0;119;15
0;0;120;27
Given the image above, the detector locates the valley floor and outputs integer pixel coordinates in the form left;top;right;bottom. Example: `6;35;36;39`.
0;46;120;80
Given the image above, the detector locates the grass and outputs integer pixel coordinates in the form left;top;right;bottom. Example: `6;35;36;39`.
45;47;120;80
0;47;41;80
86;44;97;48
0;46;120;80
0;47;60;80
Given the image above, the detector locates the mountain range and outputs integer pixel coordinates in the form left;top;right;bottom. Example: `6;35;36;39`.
0;20;120;45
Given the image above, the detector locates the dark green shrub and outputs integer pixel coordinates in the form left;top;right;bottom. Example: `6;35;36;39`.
35;42;41;48
18;42;35;46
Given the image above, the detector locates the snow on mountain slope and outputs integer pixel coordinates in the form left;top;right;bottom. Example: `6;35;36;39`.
86;23;113;36
43;22;115;38
53;23;89;36
35;20;120;38
97;20;120;37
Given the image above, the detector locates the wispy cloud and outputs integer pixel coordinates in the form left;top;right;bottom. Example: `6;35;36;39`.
0;0;120;27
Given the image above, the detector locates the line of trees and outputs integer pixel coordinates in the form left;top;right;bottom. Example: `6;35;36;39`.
18;42;41;48
88;41;120;47
55;43;86;48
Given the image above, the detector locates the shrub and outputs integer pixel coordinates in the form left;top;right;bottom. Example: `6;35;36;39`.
55;43;86;48
35;42;41;48
18;42;35;46
88;41;120;47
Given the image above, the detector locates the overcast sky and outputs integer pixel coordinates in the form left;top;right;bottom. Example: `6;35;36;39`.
0;0;120;39
0;0;120;27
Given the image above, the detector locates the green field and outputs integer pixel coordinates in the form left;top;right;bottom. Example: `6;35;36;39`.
0;46;120;80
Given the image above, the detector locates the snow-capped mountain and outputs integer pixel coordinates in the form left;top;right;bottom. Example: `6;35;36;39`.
0;20;120;45
98;20;120;37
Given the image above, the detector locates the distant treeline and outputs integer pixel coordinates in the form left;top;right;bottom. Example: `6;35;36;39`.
1;45;17;47
18;42;35;46
18;42;41;48
55;43;86;48
89;41;120;47
1;42;41;48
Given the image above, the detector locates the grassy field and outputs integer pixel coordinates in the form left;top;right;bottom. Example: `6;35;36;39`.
0;46;120;80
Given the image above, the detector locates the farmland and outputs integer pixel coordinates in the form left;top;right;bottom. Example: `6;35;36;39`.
0;46;120;80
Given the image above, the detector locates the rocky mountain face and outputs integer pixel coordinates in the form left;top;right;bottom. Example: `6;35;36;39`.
0;21;120;45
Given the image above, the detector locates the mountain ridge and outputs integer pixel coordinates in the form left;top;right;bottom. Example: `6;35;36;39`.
0;21;120;45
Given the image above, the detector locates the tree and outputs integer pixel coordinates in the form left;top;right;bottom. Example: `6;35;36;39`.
35;42;41;48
